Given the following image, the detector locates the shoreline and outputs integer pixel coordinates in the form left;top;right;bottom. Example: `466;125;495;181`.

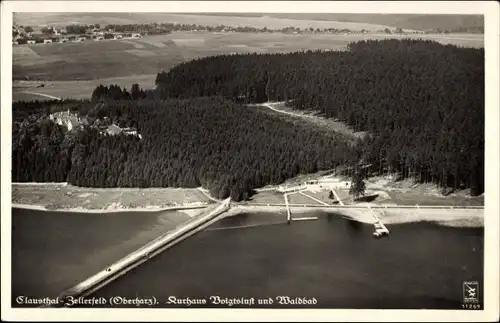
223;205;484;228
11;203;210;214
12;203;482;228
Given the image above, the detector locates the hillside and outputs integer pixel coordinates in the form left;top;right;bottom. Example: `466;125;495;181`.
184;13;484;33
12;96;358;201
14;13;484;33
13;31;483;85
12;39;484;198
266;14;484;33
155;39;484;195
14;12;395;31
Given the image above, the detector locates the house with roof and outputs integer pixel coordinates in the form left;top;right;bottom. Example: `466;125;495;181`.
106;124;123;136
49;109;82;131
122;127;143;139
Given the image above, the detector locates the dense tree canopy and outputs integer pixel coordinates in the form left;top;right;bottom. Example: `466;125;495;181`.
12;97;358;200
155;39;485;195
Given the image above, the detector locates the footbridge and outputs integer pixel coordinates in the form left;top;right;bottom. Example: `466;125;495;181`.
46;198;231;307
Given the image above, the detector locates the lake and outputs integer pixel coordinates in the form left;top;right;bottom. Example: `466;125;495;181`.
11;209;483;309
11;207;192;300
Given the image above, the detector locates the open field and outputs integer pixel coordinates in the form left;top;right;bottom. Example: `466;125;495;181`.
12;74;157;101
13;31;483;88
11;184;212;210
365;177;485;206
187;13;484;32
14;13;401;32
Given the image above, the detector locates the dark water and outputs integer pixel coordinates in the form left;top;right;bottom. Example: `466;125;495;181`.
11;207;191;300
11;209;483;309
85;212;483;309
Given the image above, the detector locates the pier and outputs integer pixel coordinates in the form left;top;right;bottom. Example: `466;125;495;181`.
284;193;291;224
367;205;390;238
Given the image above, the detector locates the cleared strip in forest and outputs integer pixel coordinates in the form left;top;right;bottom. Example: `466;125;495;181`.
253;102;365;141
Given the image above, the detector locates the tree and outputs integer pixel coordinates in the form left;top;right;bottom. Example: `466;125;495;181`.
349;170;366;199
384;28;392;34
131;84;142;100
24;26;33;33
41;27;54;35
94;23;100;29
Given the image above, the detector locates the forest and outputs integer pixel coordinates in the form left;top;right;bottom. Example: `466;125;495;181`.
155;39;485;195
12;96;358;201
12;39;485;198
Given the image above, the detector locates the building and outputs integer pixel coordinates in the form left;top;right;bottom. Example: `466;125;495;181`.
49;109;82;131
122;127;143;139
43;39;52;44
27;40;36;45
106;124;123;136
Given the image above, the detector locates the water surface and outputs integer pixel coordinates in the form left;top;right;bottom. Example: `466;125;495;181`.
11;207;191;300
87;212;484;309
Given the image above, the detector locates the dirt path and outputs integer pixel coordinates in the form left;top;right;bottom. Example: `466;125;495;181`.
253;102;364;140
262;102;311;118
20;91;61;100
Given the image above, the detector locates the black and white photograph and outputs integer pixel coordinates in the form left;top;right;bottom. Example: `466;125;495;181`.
1;1;499;321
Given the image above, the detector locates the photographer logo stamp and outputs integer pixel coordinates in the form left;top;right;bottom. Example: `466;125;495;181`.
463;281;479;303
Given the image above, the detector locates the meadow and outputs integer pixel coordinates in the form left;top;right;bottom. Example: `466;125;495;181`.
12;31;483;101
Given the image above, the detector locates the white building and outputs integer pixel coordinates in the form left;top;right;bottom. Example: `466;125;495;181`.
49;109;82;131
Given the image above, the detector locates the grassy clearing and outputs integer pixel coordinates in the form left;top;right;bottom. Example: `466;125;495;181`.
12;74;157;101
384;191;484;207
11;184;212;210
255;103;366;142
247;191;285;204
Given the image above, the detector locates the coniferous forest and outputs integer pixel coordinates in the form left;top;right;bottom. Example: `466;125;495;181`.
12;97;358;200
12;39;485;199
155;39;485;195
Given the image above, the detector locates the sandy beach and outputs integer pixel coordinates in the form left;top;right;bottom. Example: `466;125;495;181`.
224;204;484;228
11;183;213;211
